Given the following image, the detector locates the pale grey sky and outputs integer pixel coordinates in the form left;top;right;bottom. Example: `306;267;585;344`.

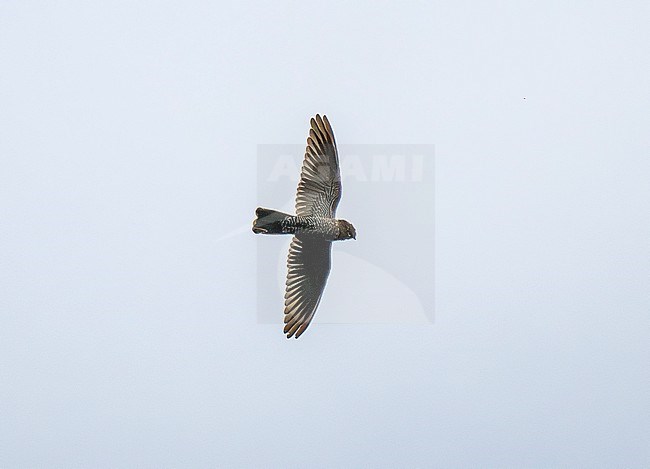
1;1;649;467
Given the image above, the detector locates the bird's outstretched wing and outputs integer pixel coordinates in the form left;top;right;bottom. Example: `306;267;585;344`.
284;236;332;338
295;114;341;218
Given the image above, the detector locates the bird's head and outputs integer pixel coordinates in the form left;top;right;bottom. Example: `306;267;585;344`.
337;219;356;240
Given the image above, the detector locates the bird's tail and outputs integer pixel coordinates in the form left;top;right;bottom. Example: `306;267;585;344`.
252;207;291;234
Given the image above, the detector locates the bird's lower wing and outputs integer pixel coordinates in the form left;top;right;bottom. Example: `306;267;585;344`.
284;236;332;338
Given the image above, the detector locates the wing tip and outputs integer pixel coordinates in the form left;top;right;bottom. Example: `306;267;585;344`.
284;325;307;339
311;113;329;129
284;321;297;339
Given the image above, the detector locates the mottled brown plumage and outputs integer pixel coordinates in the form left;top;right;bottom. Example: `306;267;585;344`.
252;114;356;338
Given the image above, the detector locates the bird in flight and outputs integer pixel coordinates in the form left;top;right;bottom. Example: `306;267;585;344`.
253;114;356;338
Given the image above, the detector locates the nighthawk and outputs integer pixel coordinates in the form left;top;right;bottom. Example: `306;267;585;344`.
252;114;356;339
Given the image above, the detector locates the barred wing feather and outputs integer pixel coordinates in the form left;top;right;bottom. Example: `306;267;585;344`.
283;236;332;338
295;114;342;218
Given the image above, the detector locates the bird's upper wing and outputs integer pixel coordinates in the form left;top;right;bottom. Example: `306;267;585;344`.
295;114;342;218
283;236;332;338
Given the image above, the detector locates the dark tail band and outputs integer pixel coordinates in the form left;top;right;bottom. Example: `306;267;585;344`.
252;207;291;234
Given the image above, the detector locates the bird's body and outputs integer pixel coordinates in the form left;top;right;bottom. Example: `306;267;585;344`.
282;216;339;239
253;209;349;241
252;114;356;338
